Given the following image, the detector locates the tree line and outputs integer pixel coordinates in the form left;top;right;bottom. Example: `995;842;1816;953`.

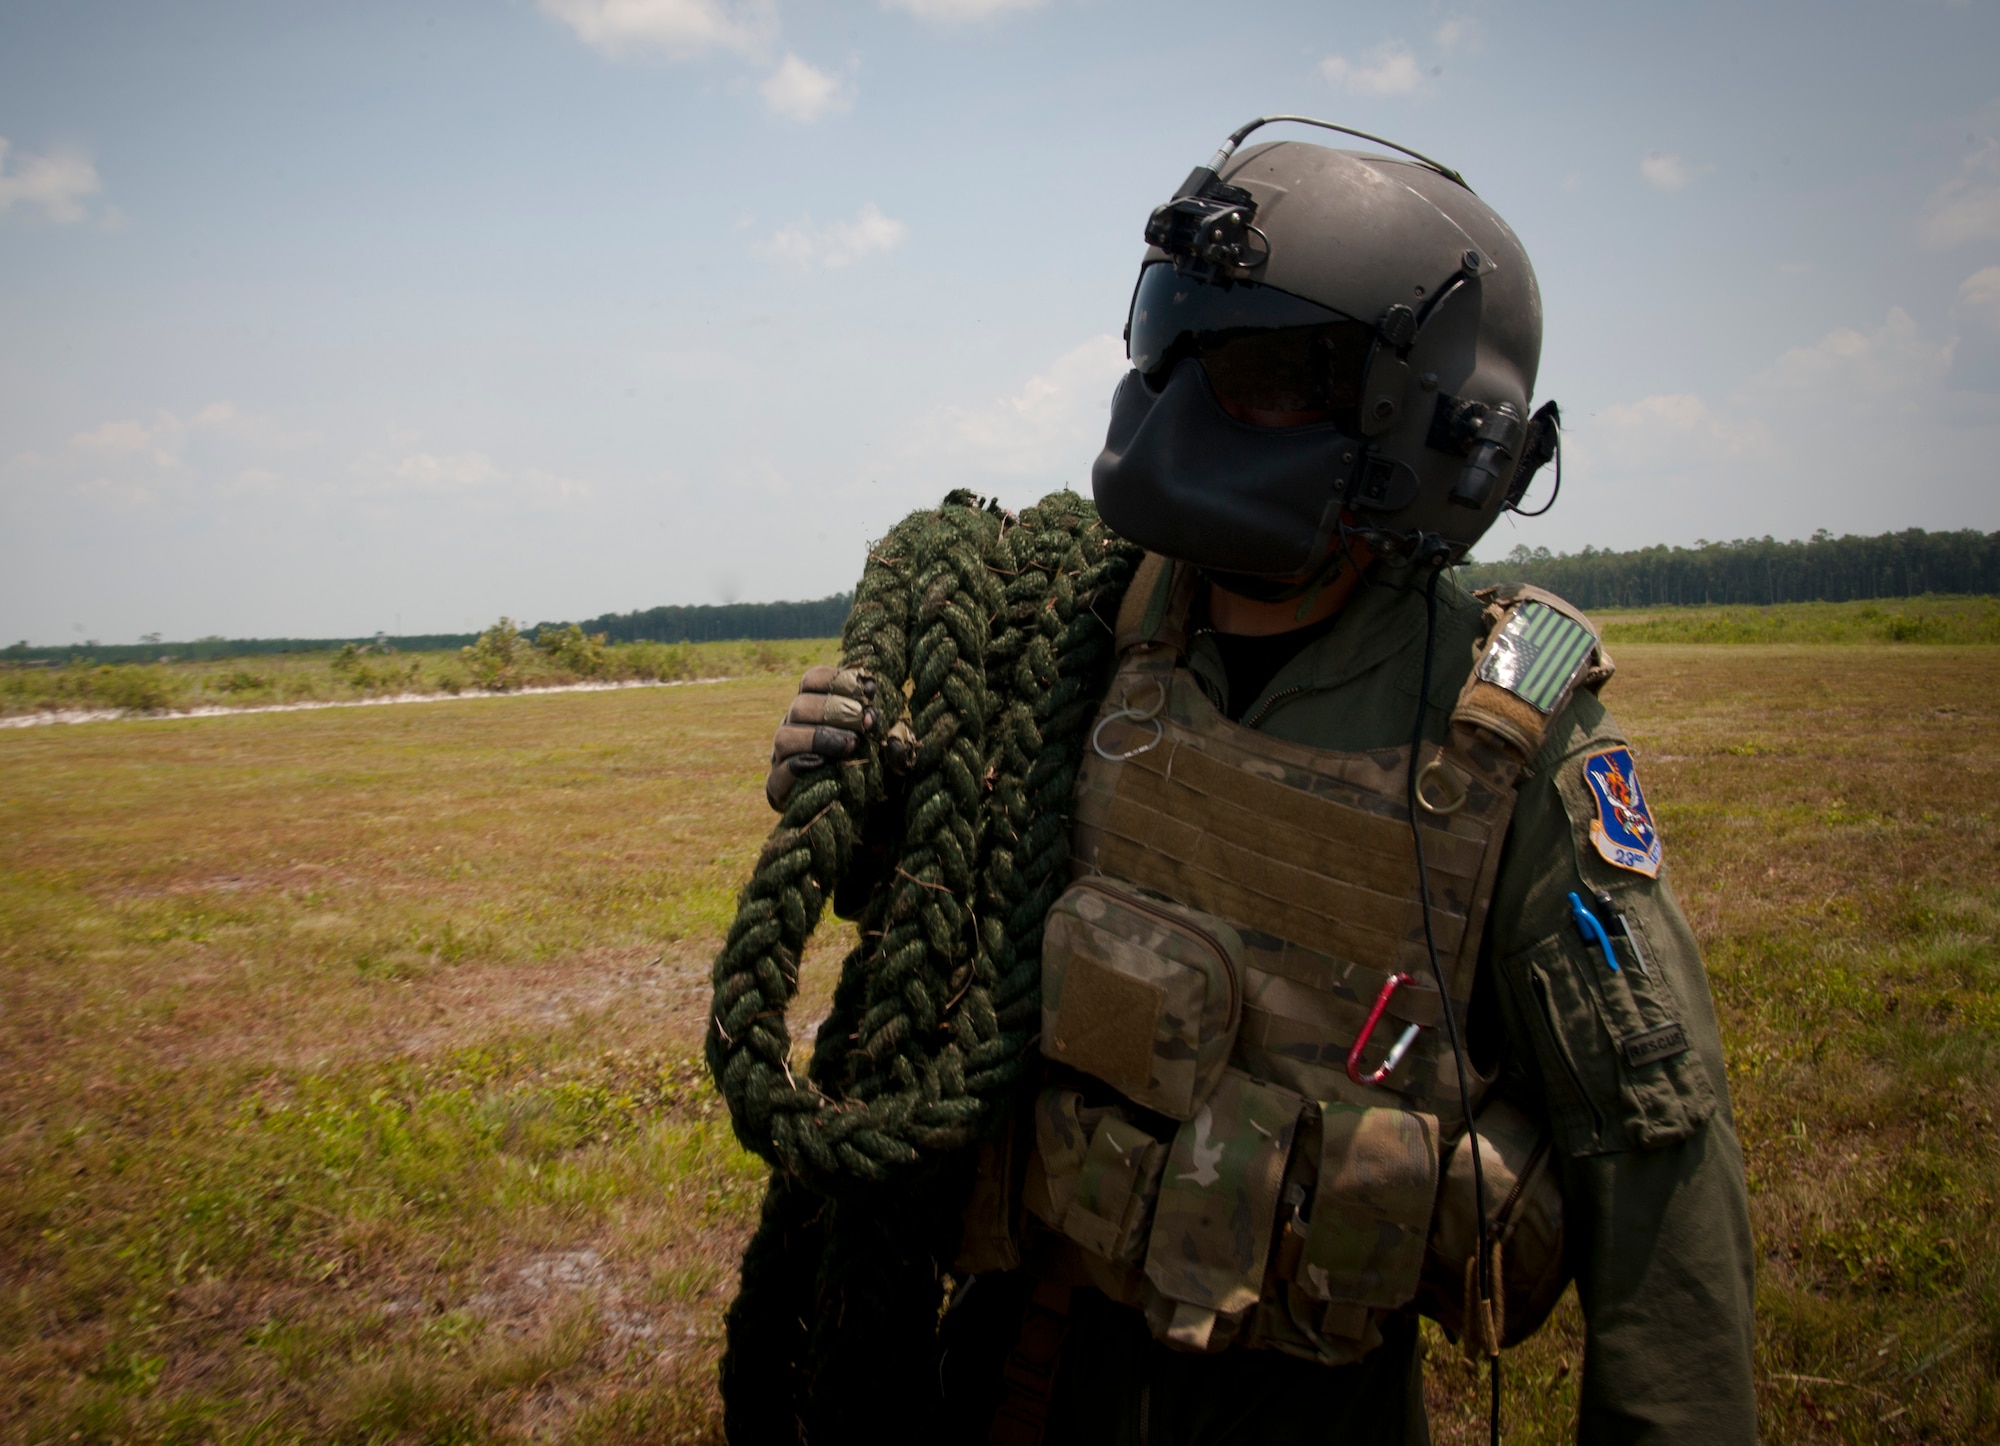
1457;528;2000;609
12;529;1999;665
3;596;857;665
568;594;854;645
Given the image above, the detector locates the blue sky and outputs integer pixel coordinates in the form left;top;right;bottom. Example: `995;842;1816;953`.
2;0;1997;643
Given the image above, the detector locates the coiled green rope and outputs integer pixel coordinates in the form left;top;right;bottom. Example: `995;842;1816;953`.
706;488;1137;1183
705;489;1138;1440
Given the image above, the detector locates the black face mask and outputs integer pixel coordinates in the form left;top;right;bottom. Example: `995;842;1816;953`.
1090;359;1359;578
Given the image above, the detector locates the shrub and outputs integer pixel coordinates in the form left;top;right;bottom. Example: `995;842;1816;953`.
534;624;610;679
91;666;175;713
622;643;693;682
461;619;526;691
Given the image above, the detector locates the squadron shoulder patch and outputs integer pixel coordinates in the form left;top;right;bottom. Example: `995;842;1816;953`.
1582;747;1662;877
1475;601;1597;714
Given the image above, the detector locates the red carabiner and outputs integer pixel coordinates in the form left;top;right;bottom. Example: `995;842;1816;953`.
1347;972;1423;1086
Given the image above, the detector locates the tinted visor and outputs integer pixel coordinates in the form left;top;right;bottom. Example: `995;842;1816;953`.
1127;262;1374;431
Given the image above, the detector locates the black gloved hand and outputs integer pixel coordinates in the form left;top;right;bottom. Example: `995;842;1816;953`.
765;665;912;810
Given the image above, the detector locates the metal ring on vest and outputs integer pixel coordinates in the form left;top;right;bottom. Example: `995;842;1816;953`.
1414;757;1470;816
1091;678;1169;761
1348;971;1424;1086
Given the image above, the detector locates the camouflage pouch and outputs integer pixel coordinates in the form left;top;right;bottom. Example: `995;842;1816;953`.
1142;1070;1304;1352
1041;880;1245;1121
1024;1087;1170;1266
1297;1103;1440;1314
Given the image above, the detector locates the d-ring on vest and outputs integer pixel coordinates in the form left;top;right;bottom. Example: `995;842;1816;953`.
1007;555;1609;1364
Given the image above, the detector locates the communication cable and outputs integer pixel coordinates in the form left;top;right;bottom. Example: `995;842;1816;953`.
1407;554;1502;1446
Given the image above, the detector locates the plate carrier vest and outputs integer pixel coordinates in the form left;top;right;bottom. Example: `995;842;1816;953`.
971;556;1610;1366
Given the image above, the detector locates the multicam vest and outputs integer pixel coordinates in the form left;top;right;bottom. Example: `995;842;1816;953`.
1007;558;1608;1364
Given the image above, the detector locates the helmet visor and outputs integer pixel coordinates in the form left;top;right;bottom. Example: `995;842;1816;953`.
1127;262;1375;431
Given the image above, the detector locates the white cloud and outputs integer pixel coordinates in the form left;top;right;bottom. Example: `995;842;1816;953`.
15;401;584;517
1639;152;1708;191
881;0;1046;21
1571;393;1760;484
755;203;907;269
1958;265;2000;330
30;403;321;509
357;450;590;505
538;0;774;60
1321;43;1425;98
68;403;306;470
1433;14;1478;50
759;54;851;122
1746;308;1954;412
381;451;505;490
1920;141;2000;249
0;137;103;224
905;335;1127;479
1547;309;1996;550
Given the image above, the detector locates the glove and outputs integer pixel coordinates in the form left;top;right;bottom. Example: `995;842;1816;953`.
765;665;913;810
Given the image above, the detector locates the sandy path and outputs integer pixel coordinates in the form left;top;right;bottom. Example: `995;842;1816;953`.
0;675;732;729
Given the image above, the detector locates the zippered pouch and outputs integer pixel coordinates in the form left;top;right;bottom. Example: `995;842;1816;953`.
1041;878;1246;1120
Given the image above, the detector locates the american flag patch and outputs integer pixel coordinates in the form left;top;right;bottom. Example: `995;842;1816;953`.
1475;602;1596;713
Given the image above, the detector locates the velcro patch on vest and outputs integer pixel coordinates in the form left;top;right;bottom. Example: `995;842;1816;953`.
1621;1021;1689;1067
1475;601;1597;714
1049;952;1165;1102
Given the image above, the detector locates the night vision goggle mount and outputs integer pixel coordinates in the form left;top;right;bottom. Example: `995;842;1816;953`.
1145;180;1265;277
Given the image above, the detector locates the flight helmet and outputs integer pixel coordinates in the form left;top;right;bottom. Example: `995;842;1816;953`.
1091;118;1561;577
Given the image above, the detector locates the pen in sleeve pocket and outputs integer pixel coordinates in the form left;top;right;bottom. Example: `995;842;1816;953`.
1592;889;1651;976
1567;891;1621;973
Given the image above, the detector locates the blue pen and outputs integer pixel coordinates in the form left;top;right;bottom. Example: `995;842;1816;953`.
1567;891;1621;973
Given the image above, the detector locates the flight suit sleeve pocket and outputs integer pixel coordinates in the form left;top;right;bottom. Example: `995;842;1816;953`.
1504;930;1717;1157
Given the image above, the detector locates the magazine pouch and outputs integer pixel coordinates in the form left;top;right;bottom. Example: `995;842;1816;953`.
1141;1070;1304;1352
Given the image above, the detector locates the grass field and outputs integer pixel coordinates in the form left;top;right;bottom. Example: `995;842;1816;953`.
1592;595;2000;646
2;641;1996;1442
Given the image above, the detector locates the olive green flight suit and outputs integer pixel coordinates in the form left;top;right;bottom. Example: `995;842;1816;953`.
964;568;1756;1446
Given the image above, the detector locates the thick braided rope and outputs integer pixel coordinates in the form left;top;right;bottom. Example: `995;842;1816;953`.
705;490;1137;1190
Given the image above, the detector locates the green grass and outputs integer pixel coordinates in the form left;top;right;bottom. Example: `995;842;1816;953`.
0;632;839;720
1592;594;2000;645
0;677;848;1443
3;647;1996;1441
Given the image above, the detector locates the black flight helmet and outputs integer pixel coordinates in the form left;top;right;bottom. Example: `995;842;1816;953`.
1092;118;1561;578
